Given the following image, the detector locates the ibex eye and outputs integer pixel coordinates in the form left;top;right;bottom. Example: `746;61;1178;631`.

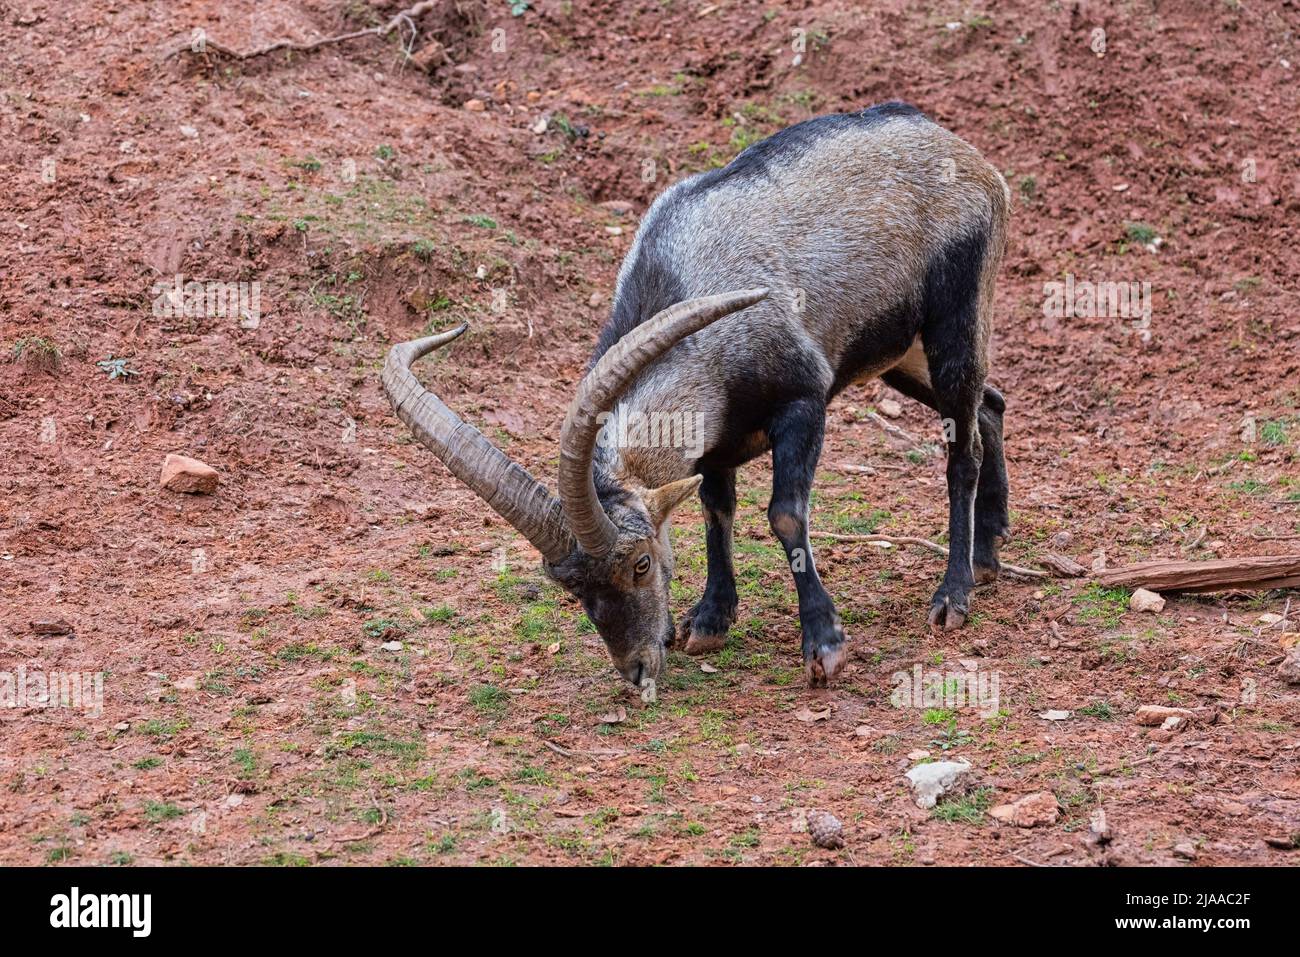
633;554;652;576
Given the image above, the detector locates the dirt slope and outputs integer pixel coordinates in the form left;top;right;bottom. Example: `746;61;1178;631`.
1;0;1297;865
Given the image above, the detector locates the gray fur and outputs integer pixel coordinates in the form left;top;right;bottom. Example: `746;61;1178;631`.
565;106;1011;688
599;109;1008;488
388;105;1021;691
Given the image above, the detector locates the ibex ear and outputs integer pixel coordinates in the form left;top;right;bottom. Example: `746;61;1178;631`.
643;474;703;529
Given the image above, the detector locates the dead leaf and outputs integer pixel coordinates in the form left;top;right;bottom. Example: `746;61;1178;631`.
699;662;718;673
596;706;627;725
795;706;830;723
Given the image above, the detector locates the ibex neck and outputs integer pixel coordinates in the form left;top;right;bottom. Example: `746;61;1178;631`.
593;398;701;492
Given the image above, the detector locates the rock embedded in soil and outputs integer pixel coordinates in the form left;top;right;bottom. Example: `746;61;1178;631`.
159;453;219;494
1128;588;1166;613
410;40;447;73
905;760;973;810
29;618;73;636
989;791;1060;828
1135;704;1195;726
1147;712;1189;743
1276;649;1300;685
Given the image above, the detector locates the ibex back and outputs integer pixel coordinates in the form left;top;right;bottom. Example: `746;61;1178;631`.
385;102;1011;693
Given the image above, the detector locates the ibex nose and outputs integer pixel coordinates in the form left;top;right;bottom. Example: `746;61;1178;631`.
618;645;666;688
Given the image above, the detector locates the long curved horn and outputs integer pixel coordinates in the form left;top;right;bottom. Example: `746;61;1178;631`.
384;325;575;564
558;288;769;557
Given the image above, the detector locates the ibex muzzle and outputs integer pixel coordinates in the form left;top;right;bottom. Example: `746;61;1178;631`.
386;102;1011;692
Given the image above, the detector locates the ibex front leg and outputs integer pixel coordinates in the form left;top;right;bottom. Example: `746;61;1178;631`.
767;398;845;687
678;468;739;655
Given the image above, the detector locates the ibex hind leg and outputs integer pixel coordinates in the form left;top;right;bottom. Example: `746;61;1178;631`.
971;386;1009;581
882;371;1009;586
916;229;998;630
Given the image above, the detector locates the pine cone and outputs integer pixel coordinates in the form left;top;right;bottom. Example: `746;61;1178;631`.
807;809;844;849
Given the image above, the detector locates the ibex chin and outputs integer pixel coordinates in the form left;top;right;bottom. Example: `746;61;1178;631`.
385;103;1010;692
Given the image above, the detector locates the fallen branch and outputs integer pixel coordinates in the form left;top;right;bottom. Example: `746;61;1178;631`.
540;739;625;759
1181;526;1208;553
830;460;907;474
330;825;384;845
1038;552;1088;577
1096;554;1300;593
163;1;440;61
866;410;920;445
812;531;1048;580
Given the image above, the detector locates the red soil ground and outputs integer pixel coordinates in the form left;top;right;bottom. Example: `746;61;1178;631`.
1;0;1298;865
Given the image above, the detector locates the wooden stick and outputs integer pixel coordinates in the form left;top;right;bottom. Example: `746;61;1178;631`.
812;531;1048;580
1095;554;1300;593
866;410;920;445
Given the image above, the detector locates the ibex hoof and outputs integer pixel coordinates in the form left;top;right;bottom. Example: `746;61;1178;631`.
677;600;733;655
683;631;727;655
927;590;969;631
805;642;847;688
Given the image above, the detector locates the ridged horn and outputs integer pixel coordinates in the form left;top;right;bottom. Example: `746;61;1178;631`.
383;325;575;565
557;288;770;557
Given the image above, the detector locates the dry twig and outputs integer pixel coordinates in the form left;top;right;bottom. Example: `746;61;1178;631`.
812;531;1048;580
163;1;440;61
866;410;920;445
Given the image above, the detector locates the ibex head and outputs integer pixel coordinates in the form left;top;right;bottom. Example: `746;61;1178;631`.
383;289;768;691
